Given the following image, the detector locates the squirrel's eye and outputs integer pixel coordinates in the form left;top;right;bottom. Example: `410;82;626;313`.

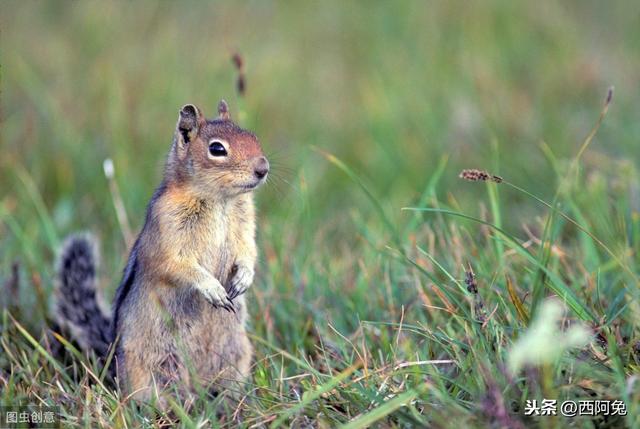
209;141;228;157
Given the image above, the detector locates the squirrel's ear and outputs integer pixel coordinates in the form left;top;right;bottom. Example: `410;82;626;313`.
177;104;204;144
217;100;231;121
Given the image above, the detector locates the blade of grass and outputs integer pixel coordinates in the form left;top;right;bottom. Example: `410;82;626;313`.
341;384;428;429
385;246;473;320
312;146;401;249
270;362;361;428
531;87;616;315
50;331;86;363
500;179;637;283
250;334;322;378
505;275;529;325
10;314;72;383
14;164;59;250
406;155;448;233
0;203;38;266
415;246;466;294
403;207;596;322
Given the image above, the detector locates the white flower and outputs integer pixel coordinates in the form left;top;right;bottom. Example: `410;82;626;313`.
508;299;591;374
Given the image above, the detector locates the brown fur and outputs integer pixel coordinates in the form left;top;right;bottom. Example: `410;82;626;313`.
112;100;268;402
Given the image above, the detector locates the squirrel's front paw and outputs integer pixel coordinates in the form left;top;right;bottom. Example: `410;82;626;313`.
198;278;236;313
227;264;254;300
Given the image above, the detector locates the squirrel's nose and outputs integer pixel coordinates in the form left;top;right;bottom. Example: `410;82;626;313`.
254;157;269;179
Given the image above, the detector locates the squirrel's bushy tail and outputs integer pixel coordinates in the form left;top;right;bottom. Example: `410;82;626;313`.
54;234;113;357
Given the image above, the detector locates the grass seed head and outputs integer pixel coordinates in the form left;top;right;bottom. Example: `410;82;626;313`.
465;267;478;294
232;52;244;70
232;52;246;96
459;169;503;183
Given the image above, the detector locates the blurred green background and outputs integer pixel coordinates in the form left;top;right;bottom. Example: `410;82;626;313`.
2;3;640;425
1;0;639;299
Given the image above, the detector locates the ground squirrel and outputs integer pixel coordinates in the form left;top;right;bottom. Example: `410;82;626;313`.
54;100;268;402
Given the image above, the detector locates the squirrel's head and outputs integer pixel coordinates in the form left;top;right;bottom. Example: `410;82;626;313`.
169;100;269;197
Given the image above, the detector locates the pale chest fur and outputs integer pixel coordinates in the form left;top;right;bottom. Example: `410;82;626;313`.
170;200;231;284
157;190;255;287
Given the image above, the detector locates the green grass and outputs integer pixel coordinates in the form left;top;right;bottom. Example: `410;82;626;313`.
2;1;640;427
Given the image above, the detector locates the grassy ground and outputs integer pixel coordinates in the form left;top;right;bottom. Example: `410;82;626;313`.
1;1;640;427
